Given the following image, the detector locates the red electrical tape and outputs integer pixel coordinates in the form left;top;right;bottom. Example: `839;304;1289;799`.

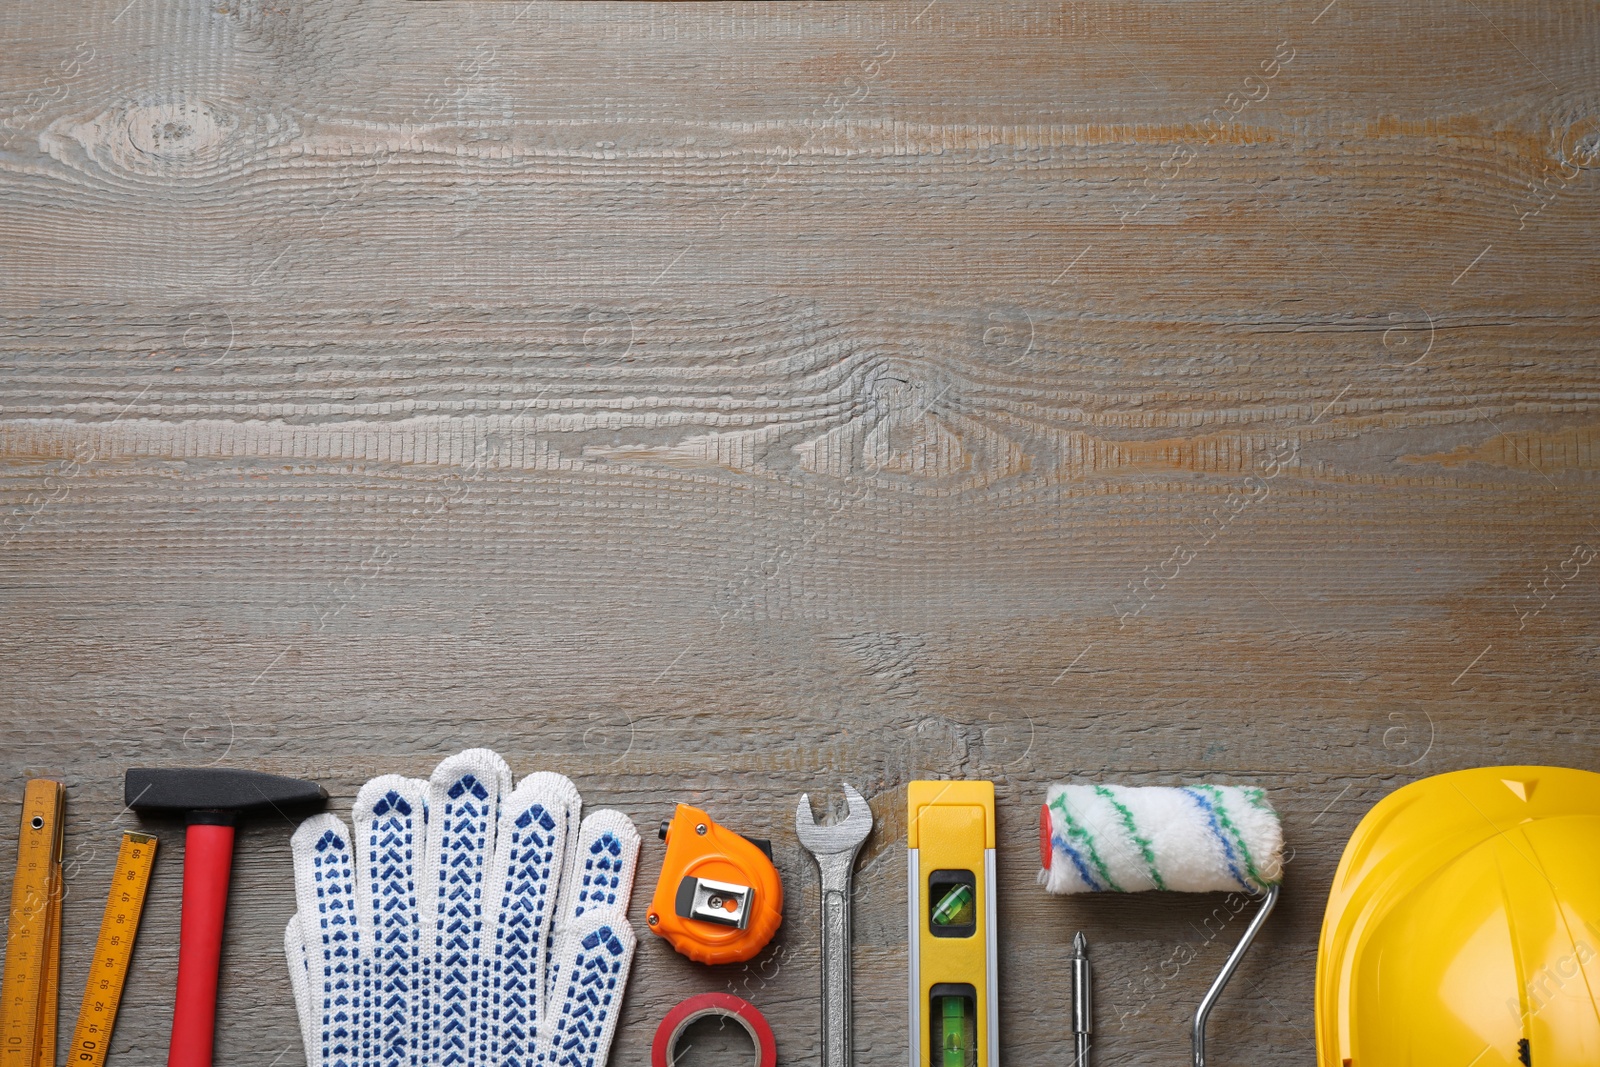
651;992;777;1067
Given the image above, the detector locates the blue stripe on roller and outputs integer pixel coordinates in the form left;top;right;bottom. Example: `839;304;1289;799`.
1051;831;1104;892
1180;788;1252;891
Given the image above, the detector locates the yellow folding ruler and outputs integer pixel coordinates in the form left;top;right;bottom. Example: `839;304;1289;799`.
66;832;157;1067
1;779;66;1067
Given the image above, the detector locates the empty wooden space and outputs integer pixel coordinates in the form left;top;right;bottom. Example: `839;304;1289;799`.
2;1;1597;1064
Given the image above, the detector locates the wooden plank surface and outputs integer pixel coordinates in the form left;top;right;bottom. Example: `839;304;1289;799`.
2;1;1598;1063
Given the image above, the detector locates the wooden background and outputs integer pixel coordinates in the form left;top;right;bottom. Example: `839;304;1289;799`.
3;1;1598;1063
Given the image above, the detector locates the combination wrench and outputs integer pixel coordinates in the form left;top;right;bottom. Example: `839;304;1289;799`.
795;782;874;1067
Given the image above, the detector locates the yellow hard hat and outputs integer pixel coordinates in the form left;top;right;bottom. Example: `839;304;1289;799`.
1317;766;1600;1067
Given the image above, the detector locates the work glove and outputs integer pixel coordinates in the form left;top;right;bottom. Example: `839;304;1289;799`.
284;748;640;1067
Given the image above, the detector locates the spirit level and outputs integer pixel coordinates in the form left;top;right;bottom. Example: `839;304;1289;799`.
908;780;997;1067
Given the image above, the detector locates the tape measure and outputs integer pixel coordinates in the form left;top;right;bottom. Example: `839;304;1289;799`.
1;779;66;1067
646;804;783;966
66;832;157;1067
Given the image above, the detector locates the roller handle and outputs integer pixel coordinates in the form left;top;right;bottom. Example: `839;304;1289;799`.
1193;882;1280;1067
168;820;236;1067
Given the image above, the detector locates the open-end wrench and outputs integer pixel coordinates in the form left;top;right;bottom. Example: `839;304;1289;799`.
795;783;874;1067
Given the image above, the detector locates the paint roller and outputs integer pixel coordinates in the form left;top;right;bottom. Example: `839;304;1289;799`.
1038;783;1285;1067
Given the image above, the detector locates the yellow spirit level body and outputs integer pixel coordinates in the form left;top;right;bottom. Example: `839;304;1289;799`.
907;780;998;1067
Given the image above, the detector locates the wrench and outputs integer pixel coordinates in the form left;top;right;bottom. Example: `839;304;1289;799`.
795;783;874;1067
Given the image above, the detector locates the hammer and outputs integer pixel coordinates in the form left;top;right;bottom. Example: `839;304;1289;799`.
126;767;326;1067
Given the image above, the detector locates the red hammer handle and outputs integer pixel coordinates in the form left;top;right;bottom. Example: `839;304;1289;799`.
169;822;235;1067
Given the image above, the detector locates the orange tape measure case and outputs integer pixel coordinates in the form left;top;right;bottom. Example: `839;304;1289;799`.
646;803;783;965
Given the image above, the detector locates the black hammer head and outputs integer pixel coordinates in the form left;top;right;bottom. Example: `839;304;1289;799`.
125;767;327;825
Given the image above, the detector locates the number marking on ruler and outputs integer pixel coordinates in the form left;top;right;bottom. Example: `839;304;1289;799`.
67;832;157;1067
0;780;66;1067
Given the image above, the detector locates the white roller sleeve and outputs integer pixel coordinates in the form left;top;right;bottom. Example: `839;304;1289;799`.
1039;784;1283;894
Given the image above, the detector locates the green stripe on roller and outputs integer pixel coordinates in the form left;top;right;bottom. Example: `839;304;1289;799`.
1094;785;1165;891
1242;786;1283;884
1049;793;1124;892
1195;784;1267;888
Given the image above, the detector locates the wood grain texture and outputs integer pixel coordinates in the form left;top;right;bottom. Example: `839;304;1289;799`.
2;1;1597;1064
